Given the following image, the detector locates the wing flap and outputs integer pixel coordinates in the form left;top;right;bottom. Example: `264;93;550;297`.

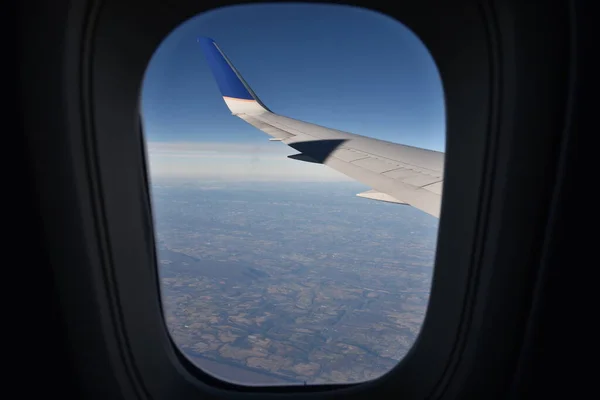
351;156;401;174
421;181;444;195
324;154;442;217
356;190;408;205
332;148;370;162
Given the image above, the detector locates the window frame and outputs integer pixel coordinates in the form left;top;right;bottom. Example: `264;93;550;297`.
23;0;573;398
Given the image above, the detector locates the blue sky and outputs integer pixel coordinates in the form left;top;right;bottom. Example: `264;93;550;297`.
141;3;445;181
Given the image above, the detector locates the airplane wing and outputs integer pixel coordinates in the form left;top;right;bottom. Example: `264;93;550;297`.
197;37;445;218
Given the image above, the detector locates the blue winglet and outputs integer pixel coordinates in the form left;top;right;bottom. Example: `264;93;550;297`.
197;37;255;101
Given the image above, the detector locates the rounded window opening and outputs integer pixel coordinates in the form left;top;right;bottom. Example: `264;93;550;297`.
141;3;445;386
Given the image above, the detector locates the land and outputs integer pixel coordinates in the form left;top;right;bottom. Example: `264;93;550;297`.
153;181;438;385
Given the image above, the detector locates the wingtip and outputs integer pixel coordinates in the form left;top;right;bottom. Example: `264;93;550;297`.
196;36;215;43
197;36;271;113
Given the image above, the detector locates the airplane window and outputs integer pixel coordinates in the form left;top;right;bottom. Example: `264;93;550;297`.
141;3;445;386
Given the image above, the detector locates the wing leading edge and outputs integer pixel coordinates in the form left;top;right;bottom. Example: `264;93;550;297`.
197;37;444;218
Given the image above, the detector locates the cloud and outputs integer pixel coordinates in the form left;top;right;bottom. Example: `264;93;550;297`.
146;141;287;157
145;141;352;182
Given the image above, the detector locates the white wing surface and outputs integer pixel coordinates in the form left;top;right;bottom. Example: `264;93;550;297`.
198;37;444;218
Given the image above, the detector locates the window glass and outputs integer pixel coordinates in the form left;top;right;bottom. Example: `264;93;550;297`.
141;3;444;386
